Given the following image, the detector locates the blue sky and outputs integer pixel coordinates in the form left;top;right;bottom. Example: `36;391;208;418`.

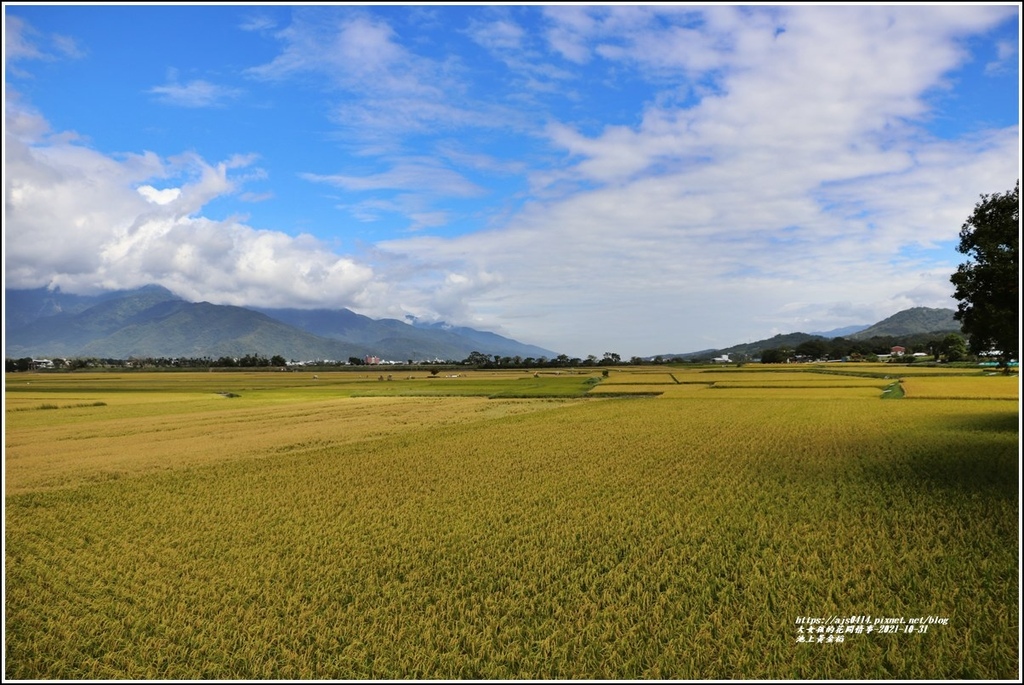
4;3;1020;358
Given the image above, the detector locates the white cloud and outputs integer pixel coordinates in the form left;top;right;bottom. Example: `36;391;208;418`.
50;33;84;60
248;10;519;141
137;185;182;205
3;89;52;140
5;15;45;61
303;160;484;198
986;39;1019;74
249;13;437;97
239;13;278;33
4;14;85;71
466;18;524;52
148;76;243;108
436;144;528;176
4;106;380;311
239;191;274;203
362;6;1019;355
542;5;599;64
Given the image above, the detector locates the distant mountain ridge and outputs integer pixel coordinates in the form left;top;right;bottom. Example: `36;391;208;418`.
4;286;557;361
809;324;870;338
652;306;962;360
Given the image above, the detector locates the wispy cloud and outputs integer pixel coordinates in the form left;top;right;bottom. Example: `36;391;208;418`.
248;12;440;97
248;10;518;140
466;17;524;52
4;16;45;61
464;11;576;96
303;161;484;198
50;33;85;60
986;39;1018;75
542;5;599;64
4;15;85;67
239;191;274;203
148;71;243;108
239;13;278;33
363;5;1019;351
435;144;528;176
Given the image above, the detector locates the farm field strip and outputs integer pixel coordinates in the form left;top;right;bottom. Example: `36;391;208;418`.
6;372;601;402
809;364;1001;376
703;386;889;399
599;373;678;385
587;384;893;400
586;384;671;396
706;378;893;388
4;394;585;495
901;376;1020;400
689;370;833;378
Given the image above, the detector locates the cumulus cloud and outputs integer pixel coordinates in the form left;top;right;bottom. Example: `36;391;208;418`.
4;103;379;310
137;185;182;205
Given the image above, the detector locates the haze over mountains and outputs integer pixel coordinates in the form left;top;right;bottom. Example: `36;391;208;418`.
4;286;962;363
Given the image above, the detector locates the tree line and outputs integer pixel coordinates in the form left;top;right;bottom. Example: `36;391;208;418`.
757;332;971;364
5;352;630;372
4;354;289;372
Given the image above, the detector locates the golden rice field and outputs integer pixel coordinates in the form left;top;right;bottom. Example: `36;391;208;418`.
600;372;679;385
901;375;1021;400
4;365;1019;679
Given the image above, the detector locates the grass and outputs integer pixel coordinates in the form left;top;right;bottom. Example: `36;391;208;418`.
4;368;1019;679
881;381;906;399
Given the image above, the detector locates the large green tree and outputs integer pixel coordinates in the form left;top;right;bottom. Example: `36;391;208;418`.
950;181;1019;370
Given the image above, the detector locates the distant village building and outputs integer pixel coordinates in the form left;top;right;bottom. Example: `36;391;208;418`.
364;355;381;365
890;346;906;357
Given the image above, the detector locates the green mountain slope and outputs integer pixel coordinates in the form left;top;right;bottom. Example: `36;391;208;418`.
848;307;959;339
5;287;557;361
653;307;962;360
75;301;371;360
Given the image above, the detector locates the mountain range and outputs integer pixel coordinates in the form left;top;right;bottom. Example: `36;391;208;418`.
654;307;962;361
3;286;556;362
4;286;963;363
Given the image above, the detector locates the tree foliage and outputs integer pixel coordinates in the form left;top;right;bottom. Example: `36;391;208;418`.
760;348;791;364
938;333;968;363
950;181;1019;368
